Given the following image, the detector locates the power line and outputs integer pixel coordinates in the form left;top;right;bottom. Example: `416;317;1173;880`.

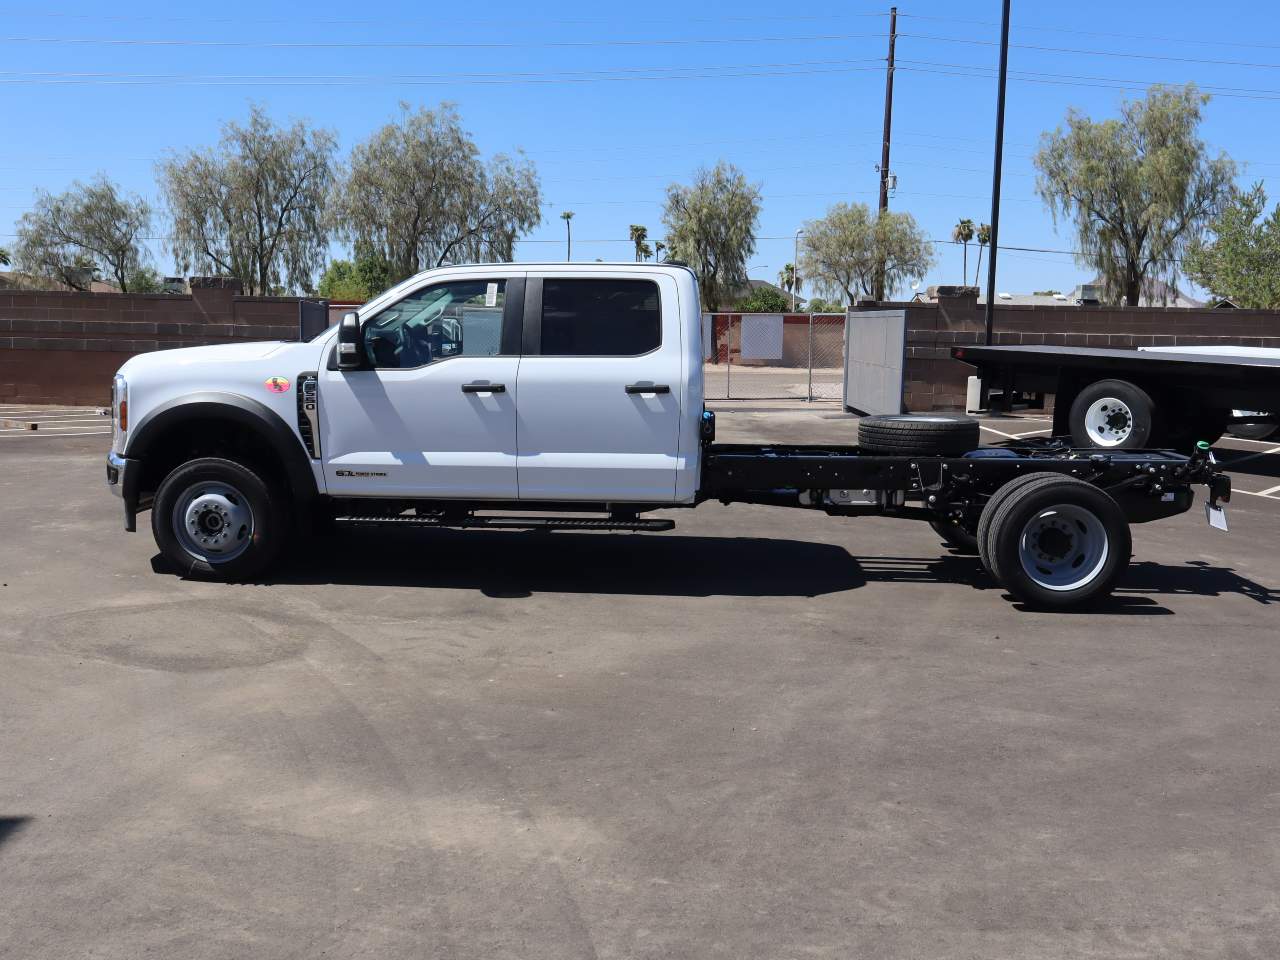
900;32;1280;71
0;31;885;50
0;64;888;87
898;12;1280;54
0;9;890;27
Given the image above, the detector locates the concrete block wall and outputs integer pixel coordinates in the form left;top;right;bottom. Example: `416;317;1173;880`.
0;287;306;405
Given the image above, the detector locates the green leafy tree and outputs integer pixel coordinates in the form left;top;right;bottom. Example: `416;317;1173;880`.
0;247;10;266
1034;83;1236;306
973;222;991;286
799;202;933;303
951;218;975;284
126;266;166;293
332;104;541;282
806;297;846;313
1183;182;1280;308
629;224;649;261
13;176;152;291
736;285;791;312
317;243;393;301
160;105;337;295
662;161;762;311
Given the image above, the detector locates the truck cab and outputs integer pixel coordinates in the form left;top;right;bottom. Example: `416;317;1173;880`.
108;263;705;577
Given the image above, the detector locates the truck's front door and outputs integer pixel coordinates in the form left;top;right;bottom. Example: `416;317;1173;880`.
515;272;684;502
319;274;523;499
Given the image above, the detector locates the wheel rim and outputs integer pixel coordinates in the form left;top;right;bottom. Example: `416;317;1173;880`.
1017;503;1109;591
1084;397;1134;446
172;481;255;563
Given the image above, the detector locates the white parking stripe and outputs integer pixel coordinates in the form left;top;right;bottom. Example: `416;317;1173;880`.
979;425;1022;440
1234;488;1280;500
0;430;110;438
1258;484;1280;496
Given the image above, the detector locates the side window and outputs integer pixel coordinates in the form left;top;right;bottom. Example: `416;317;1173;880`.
363;279;505;369
540;279;661;356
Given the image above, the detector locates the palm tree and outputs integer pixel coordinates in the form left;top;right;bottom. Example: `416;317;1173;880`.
952;218;975;285
973;222;991;287
560;210;575;260
654;241;665;263
778;263;798;310
629;224;649;262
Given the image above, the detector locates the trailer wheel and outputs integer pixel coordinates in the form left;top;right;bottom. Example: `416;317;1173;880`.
929;518;979;554
858;414;980;456
151;457;288;581
987;476;1131;609
1068;379;1156;449
1228;412;1278;442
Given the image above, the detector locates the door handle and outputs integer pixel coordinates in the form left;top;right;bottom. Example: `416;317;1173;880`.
461;382;506;394
625;383;670;394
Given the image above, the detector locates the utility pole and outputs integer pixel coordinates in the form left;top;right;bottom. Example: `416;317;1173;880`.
874;5;897;302
984;0;1011;346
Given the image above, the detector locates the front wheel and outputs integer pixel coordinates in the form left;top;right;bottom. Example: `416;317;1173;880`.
151;457;288;580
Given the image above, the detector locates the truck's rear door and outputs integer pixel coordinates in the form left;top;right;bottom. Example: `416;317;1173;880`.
515;271;683;502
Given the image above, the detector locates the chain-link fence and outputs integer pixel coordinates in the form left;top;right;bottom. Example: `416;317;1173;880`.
702;313;846;400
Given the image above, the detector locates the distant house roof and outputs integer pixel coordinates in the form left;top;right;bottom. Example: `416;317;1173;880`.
729;278;805;307
913;278;1204;308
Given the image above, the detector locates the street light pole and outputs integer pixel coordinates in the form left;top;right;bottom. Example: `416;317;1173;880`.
984;0;1011;346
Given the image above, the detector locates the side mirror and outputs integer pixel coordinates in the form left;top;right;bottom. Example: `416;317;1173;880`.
336;312;363;370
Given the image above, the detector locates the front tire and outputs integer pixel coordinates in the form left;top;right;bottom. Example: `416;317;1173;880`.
152;457;288;580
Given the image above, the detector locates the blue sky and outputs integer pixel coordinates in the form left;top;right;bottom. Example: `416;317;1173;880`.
3;0;1277;299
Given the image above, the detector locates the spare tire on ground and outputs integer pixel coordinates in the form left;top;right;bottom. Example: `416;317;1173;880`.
857;414;981;456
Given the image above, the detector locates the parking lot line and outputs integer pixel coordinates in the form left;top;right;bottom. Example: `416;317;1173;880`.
0;430;110;438
1257;484;1280;497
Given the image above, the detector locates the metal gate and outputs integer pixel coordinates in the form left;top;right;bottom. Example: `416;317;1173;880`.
703;313;846;400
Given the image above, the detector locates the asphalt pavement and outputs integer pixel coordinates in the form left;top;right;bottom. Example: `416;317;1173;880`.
2;406;1278;959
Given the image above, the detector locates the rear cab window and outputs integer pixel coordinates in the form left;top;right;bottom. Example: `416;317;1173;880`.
539;279;661;356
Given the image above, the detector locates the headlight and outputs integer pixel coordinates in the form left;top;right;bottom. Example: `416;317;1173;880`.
112;374;128;449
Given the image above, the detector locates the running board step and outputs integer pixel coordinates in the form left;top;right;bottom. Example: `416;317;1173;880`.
334;514;674;533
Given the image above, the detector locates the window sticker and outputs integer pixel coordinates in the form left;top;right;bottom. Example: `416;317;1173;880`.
485;282;498;307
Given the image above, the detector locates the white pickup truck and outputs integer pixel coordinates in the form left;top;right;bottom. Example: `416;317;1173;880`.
106;262;1229;610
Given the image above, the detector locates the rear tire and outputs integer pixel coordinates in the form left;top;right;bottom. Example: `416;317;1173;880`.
977;472;1062;579
151;457;288;581
858;414;980;456
1068;379;1156;449
929;517;979;554
987;476;1131;610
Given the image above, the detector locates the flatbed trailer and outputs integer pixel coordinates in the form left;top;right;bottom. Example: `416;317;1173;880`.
952;344;1280;449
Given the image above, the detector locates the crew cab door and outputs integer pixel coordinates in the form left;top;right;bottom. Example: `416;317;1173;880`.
318;273;523;499
515;272;684;502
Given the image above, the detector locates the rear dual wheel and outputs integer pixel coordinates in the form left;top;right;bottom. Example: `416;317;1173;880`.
977;473;1131;609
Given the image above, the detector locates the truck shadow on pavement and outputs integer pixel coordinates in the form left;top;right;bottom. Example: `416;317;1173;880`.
155;532;1278;607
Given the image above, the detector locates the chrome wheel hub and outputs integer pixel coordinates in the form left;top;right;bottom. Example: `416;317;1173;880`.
173;482;254;563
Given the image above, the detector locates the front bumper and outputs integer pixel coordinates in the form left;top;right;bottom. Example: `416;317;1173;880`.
106;451;141;531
